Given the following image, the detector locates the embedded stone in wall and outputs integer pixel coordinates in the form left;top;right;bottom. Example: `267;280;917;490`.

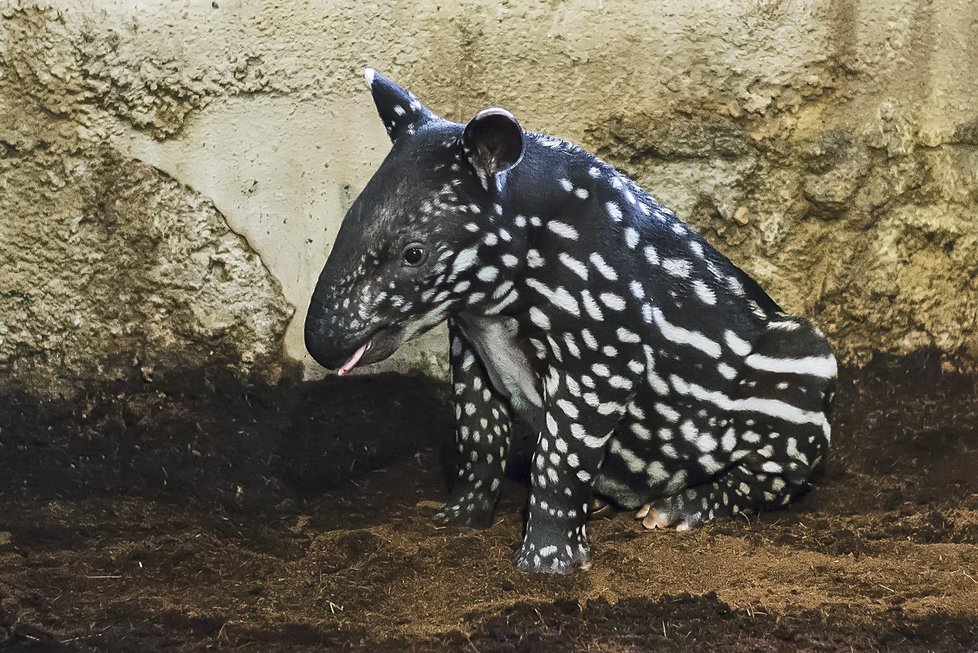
0;135;294;398
801;129;870;218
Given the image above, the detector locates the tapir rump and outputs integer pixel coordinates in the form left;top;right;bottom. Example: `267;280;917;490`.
304;70;837;574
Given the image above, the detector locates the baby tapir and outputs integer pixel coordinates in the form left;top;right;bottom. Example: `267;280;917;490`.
304;70;837;574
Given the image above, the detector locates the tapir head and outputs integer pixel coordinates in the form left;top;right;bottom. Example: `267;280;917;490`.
305;70;526;374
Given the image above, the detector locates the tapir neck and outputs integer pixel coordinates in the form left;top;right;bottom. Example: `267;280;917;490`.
501;133;602;224
454;134;607;319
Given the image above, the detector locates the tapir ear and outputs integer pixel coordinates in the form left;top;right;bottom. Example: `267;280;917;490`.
364;68;434;142
462;108;525;185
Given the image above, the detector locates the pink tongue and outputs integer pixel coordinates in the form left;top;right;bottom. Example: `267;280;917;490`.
337;342;369;377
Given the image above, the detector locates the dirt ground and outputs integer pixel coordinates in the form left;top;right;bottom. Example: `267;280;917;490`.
1;352;976;652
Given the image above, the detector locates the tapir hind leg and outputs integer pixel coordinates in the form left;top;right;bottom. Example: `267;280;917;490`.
638;316;836;529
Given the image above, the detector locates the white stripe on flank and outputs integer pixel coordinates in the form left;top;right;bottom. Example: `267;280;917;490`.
653;308;722;358
731;396;827;426
745;354;838;379
724;330;752;357
669;375;828;426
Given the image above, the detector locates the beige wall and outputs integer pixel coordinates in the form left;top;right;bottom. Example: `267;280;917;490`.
2;0;976;397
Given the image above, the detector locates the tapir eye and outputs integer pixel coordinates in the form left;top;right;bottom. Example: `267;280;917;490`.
402;242;427;267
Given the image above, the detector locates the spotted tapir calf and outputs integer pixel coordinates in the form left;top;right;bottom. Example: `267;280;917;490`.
304;70;837;574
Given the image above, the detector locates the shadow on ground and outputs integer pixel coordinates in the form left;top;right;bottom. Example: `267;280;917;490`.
0;353;976;651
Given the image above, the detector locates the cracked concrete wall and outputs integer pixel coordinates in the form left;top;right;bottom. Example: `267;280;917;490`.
1;0;976;398
0;1;296;398
0;92;294;396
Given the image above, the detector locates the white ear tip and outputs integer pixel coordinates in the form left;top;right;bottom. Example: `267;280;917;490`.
363;68;376;88
475;107;516;122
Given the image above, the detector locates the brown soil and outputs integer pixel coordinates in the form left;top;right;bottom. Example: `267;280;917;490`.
1;353;976;652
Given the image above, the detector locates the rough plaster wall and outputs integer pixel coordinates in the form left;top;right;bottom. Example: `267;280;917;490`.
1;0;976;398
0;101;294;395
0;2;295;397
